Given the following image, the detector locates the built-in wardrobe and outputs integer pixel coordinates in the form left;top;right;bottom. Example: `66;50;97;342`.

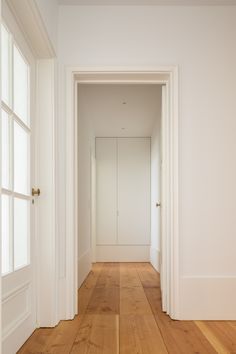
96;137;150;261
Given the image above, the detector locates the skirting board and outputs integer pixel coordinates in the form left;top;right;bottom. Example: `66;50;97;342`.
78;249;92;289
96;245;150;262
150;247;161;272
2;316;35;354
180;276;236;320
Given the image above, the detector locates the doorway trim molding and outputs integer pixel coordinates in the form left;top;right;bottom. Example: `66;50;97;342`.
65;66;180;320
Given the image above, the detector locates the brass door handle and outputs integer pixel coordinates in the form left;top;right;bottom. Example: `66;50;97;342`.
156;203;161;207
32;188;40;196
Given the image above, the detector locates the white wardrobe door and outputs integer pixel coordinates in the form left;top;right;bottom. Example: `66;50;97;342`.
96;138;117;245
117;138;150;245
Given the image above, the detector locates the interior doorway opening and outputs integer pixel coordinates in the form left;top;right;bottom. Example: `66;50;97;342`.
65;68;179;320
77;84;162;269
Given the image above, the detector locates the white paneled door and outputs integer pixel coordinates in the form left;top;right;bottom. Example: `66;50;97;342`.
117;138;150;245
96;137;150;261
1;22;37;354
96;138;117;245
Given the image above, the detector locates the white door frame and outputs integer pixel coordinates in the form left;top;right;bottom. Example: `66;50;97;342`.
65;67;180;320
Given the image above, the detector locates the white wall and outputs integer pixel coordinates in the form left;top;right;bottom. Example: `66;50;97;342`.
35;0;58;53
58;5;236;319
150;90;162;272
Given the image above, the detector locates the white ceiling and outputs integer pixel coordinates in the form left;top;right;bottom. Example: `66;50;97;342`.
78;84;162;137
58;0;236;5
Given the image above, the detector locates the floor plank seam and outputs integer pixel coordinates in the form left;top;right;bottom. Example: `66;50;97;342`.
144;289;171;354
134;263;170;354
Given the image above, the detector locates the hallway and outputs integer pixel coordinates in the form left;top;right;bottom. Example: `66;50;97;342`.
18;263;236;353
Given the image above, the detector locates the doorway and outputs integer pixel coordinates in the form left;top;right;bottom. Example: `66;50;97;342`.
65;68;179;320
78;83;161;265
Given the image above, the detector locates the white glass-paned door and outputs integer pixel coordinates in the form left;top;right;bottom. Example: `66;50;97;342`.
13;45;29;125
1;195;11;275
14;121;29;195
1;18;36;354
1;32;31;274
1;110;11;189
1;25;11;105
14;198;29;269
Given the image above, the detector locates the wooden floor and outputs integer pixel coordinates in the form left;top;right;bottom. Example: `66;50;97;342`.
18;263;236;353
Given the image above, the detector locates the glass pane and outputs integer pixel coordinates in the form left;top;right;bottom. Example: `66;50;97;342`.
2;195;11;275
14;198;29;269
14;122;29;195
13;45;29;125
1;25;10;105
1;110;11;189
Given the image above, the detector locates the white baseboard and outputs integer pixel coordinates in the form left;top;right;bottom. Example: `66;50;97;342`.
150;247;160;272
180;276;236;320
78;249;92;288
96;245;150;262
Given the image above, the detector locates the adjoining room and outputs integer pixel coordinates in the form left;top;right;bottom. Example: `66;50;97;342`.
77;84;162;275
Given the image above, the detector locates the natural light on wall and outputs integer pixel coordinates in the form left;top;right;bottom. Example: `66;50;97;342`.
1;23;30;275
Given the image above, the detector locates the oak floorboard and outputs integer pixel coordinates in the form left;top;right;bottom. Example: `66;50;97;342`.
70;314;119;354
195;321;231;354
78;263;103;314
42;316;82;354
145;287;217;354
197;321;236;353
83;263;104;289
120;262;142;288
120;314;168;354
86;287;120;314
135;262;160;288
96;262;120;288
17;329;55;354
120;286;152;315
